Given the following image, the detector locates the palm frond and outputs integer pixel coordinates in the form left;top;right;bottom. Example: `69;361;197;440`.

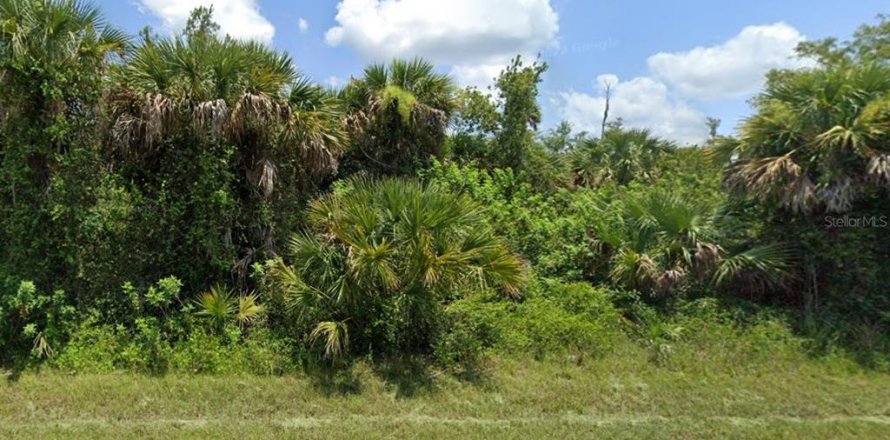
310;320;349;360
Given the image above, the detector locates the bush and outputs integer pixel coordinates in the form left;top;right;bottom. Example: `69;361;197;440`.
0;279;75;364
437;278;623;363
423;161;603;280
53;320;295;375
268;177;526;361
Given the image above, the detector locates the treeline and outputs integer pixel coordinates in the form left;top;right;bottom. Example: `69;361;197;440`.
0;2;888;371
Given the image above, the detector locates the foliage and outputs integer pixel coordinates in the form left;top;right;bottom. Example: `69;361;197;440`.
0;279;74;364
724;63;890;214
104;11;345;291
0;4;887;376
717;28;890;351
449;57;554;180
425;160;790;299
268;178;526;360
423;160;599;279
437;278;623;363
339;58;454;176
493;56;548;170
796;13;890;65
194;285;265;332
571;127;675;187
52;319;295;374
0;0;127;299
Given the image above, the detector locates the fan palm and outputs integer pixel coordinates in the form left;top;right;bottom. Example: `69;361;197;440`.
590;191;789;295
340;58;455;175
195;285;265;331
269;177;525;360
0;0;128;73
572;128;674;187
109;12;345;195
726;63;890;213
0;0;127;141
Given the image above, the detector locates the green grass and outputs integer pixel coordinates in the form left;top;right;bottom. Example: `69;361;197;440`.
3;345;889;439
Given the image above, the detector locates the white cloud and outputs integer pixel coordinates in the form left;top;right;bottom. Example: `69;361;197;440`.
556;76;708;145
139;0;275;43
298;17;309;34
325;0;559;87
647;23;810;100
555;22;814;144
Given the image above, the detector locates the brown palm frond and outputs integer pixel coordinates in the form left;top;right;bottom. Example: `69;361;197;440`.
110;113;144;154
230;92;280;141
193;98;229;140
729;153;802;192
283;110;346;179
655;266;687;293
728;152;820;211
782;174;817;213
254;157;278;198
693;242;724;272
866;154;890;185
141;93;177;149
818;177;855;213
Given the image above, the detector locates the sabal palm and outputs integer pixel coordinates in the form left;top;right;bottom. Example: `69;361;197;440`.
572;128;673;186
340;58;455;175
726;63;890;213
110;21;344;195
195;285;265;331
591;191;788;295
269;178;525;359
0;0;127;72
0;0;127;129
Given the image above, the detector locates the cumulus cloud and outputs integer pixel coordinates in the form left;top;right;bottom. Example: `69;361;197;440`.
298;18;309;34
557;75;708;145
555;22;813;144
324;0;559;87
647;23;810;100
139;0;275;43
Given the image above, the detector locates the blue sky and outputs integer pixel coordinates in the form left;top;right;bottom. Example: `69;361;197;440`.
99;0;886;144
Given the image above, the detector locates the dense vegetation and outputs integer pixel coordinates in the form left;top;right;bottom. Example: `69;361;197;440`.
1;0;888;387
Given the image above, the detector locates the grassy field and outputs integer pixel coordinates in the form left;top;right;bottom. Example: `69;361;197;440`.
3;346;890;439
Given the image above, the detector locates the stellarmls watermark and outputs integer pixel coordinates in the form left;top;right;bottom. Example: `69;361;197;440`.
824;215;888;229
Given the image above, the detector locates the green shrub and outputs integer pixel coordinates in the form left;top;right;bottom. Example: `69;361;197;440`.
51;318;126;374
423;161;602;280
53;320;295;375
268;177;526;361
438;278;623;363
0;279;75;364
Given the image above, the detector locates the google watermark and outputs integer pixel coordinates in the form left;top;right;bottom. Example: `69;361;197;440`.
824;215;888;229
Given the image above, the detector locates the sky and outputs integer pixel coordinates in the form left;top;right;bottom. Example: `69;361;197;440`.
99;0;887;145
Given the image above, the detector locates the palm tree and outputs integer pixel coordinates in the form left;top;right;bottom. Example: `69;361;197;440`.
725;63;890;213
106;9;347;283
0;0;127;152
589;191;789;296
0;0;128;76
269;177;525;359
195;285;265;332
572;128;674;187
340;58;455;175
109;9;345;196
